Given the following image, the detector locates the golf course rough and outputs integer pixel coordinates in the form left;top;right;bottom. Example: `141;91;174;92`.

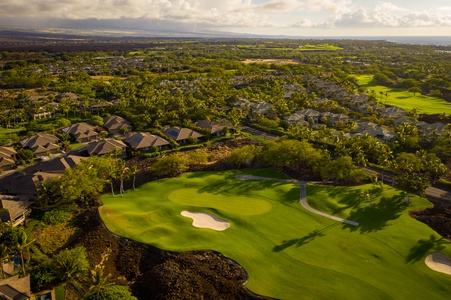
100;169;451;299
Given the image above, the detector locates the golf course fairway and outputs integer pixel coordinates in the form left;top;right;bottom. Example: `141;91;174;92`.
355;74;451;115
100;169;451;299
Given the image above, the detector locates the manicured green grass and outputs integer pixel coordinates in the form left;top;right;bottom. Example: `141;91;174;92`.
0;125;25;143
101;170;451;299
356;75;451;115
68;142;84;150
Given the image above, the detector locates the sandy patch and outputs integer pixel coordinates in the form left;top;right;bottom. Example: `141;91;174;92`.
425;253;451;275
242;58;298;65
181;211;230;231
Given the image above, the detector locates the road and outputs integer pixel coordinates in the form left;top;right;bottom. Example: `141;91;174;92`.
241;125;279;141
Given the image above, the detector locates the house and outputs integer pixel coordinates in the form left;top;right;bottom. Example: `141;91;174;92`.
103;115;133;135
348;94;370;113
0;146;17;160
0;171;59;199
124;132;170;152
332;113;349;124
19;134;60;158
85;139;127;157
233;98;251;109
0;157;16;172
163;126;204;144
0;195;32;227
249;102;273;117
24;155;85;174
284;112;308;126
283;84;306;99
353;122;396;142
0;275;31;300
56;92;79;102
417;122;447;136
90;102;113;114
0;154;85;202
195;120;233;137
376;106;407;119
297;109;321;124
62;122;99;143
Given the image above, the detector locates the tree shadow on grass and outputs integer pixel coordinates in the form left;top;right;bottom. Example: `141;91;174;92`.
280;186;301;205
332;189;361;215
272;222;340;252
343;194;408;234
405;235;448;263
197;179;289;195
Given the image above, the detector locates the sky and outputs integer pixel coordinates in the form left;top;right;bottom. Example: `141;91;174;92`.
0;0;451;37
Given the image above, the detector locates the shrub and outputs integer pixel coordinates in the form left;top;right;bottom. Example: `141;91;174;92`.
42;209;72;225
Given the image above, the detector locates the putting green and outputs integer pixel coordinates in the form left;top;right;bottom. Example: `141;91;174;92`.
100;169;451;299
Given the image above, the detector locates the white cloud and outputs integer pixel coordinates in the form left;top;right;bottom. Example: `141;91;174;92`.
291;1;451;28
0;0;271;27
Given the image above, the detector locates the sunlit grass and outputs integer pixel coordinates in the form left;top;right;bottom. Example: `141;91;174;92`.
355;74;451;114
101;170;451;299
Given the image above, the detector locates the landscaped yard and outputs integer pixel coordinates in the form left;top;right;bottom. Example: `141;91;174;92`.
100;169;451;299
355;74;451;115
0;125;25;143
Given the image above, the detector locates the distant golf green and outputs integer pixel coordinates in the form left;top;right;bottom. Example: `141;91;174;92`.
100;169;451;299
355;74;451;115
237;44;342;51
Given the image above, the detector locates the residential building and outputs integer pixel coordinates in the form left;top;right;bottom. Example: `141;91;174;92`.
62;122;98;143
19;134;60;158
124;132;170;152
297;109;321;124
195;120;233;136
85;138;127;157
163;126;204;144
0;195;32;227
0;275;31;300
103;115;133;135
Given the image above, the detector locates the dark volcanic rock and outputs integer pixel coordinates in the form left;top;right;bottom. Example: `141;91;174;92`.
67;208;269;300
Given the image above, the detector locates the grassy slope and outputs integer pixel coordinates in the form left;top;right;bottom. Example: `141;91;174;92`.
101;169;451;299
355;75;451;115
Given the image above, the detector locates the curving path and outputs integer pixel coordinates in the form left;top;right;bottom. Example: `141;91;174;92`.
235;174;359;226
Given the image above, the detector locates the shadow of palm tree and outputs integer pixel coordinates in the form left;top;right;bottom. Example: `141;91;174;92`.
405;235;448;263
273;229;326;252
272;222;342;252
343;194;407;233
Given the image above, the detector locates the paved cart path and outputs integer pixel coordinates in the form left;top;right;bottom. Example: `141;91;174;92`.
236;174;359;226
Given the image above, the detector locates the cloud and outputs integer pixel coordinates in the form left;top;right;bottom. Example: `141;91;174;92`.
291;1;451;28
0;0;274;28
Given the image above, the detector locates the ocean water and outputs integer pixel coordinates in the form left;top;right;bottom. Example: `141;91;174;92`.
383;36;451;46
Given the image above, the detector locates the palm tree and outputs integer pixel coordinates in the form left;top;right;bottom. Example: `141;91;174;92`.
54;246;89;297
16;231;35;276
0;244;10;279
111;147;122;159
129;166;138;190
117;161;128;196
84;269;114;300
107;163;118;197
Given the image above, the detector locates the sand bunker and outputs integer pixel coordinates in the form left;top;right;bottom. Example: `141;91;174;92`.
425;253;451;275
181;211;230;231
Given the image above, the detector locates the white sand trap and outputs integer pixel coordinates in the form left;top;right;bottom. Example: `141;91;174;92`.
181;211;230;231
425;253;451;275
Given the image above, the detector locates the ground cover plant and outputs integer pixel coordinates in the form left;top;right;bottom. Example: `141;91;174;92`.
100;169;451;299
355;75;451;114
